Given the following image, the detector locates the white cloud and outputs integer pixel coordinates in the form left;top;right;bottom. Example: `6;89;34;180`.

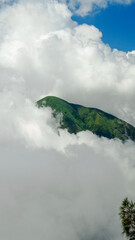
1;1;135;125
0;0;134;16
66;0;135;16
0;133;135;240
0;1;135;239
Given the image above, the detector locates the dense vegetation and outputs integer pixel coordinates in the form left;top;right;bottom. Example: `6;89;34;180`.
119;198;135;240
37;96;135;141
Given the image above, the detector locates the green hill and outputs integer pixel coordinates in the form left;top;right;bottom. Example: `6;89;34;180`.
37;96;135;141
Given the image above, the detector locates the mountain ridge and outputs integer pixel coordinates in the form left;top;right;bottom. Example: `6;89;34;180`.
37;96;135;141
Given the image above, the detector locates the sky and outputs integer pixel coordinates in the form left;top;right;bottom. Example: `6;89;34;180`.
0;0;135;240
72;2;135;51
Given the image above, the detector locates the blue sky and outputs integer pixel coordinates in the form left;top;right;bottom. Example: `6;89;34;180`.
72;2;135;52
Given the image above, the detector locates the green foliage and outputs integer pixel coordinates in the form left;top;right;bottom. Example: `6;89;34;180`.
119;198;135;240
37;96;135;141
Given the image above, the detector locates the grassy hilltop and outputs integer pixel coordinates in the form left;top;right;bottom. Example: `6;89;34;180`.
37;96;135;141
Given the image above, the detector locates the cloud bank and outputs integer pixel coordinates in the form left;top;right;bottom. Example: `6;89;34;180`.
1;0;135;15
0;1;135;240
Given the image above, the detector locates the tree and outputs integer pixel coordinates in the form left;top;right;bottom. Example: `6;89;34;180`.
119;198;135;240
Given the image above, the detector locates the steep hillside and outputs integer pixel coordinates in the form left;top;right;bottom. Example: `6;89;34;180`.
37;96;135;141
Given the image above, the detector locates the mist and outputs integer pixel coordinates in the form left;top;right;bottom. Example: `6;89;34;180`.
0;0;135;239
